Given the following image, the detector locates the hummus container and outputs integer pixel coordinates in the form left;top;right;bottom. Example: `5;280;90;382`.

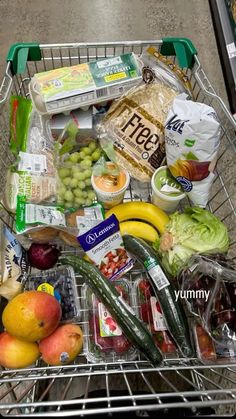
91;162;130;209
151;165;185;213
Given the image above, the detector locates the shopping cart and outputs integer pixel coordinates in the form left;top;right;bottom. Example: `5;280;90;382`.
0;38;236;417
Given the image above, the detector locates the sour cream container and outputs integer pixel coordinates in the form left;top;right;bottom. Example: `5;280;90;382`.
91;162;130;209
151;165;185;213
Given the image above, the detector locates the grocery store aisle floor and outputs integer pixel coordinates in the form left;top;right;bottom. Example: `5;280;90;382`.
0;0;228;105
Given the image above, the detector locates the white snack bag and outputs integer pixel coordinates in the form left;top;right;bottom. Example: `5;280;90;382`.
164;96;221;207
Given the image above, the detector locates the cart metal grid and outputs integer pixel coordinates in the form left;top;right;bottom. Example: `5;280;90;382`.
0;40;236;417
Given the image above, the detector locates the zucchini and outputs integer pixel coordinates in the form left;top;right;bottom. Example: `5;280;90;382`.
123;235;193;358
60;255;163;366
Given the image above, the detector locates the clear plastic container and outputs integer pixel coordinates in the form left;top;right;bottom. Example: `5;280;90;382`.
193;324;217;362
82;278;137;363
179;255;236;363
134;275;178;357
25;266;80;323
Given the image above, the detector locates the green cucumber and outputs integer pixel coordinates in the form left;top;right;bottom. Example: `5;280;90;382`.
123;235;193;358
60;255;163;366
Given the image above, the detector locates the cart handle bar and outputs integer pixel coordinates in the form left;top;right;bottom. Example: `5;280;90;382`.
6;38;197;75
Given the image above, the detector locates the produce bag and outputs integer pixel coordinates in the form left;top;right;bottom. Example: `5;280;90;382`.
179;255;236;358
165;96;221;207
54;121;101;209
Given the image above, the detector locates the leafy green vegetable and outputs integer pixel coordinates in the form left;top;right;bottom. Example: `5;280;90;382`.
154;207;229;277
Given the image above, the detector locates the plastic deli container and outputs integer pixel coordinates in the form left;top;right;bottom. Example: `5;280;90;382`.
82;278;137;363
193;323;236;363
179;255;236;363
134;276;177;357
193;324;217;362
151;165;185;213
25;266;80;323
91;162;130;209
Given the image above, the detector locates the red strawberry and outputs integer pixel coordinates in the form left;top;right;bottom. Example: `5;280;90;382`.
156;301;162;313
105;317;117;332
140;302;153;324
113;335;131;353
139;280;151;300
89;315;113;352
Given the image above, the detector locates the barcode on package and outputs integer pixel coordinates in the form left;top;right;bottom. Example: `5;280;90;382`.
34;163;41;172
96;87;108;98
147;265;170;291
18;152;47;174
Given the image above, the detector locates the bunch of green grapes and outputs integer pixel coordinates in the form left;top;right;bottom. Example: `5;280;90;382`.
57;141;101;208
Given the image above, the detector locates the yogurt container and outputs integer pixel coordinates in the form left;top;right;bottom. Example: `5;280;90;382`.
91;162;130;209
151;165;185;213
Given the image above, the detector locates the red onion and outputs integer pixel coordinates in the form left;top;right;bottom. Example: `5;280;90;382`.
27;243;60;270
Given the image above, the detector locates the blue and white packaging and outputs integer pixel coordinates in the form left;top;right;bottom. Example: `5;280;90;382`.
78;215;133;280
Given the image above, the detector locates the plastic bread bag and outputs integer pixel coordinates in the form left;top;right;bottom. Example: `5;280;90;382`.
3;169;57;213
141;46;193;97
15;195;104;248
5;97;56;212
9;96;54;175
97;72;180;182
164;95;221;207
54;120;101;209
0;222;28;300
179;255;236;349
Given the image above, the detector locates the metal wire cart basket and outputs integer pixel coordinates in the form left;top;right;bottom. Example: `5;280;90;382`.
0;39;236;417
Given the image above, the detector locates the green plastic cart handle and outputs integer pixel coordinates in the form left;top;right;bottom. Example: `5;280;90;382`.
161;37;197;69
7;43;41;75
6;38;197;75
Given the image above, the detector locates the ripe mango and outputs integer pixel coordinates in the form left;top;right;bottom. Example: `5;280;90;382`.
2;291;62;342
39;324;83;365
0;332;40;369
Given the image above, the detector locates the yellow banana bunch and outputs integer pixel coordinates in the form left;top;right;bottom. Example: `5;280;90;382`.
106;202;169;235
120;221;158;243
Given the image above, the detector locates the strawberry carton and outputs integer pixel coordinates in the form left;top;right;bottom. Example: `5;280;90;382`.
82;278;137;363
135;277;177;356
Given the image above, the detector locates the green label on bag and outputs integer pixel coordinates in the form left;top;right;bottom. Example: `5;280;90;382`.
144;257;158;270
184;138;196;147
15;195;66;233
16;195;27;233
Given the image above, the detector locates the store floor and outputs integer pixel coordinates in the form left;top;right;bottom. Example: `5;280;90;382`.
0;0;228;106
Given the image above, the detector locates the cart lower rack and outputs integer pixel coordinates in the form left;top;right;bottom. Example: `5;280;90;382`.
0;39;236;417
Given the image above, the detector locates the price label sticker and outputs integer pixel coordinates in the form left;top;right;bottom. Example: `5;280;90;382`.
226;42;236;59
